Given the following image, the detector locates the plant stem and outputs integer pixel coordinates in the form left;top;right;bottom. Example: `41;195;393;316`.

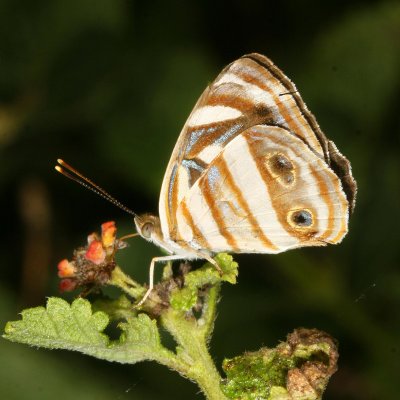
109;266;144;299
161;307;227;400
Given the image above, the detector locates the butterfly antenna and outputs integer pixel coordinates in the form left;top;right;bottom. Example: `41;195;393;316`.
55;159;139;218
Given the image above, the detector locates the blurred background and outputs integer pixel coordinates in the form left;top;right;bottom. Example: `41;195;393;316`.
1;0;399;399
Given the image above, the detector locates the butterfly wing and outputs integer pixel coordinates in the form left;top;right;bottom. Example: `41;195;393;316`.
173;125;349;254
159;53;355;246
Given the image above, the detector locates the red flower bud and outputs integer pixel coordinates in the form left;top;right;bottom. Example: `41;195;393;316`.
59;279;77;292
57;259;76;278
101;221;116;248
57;221;122;293
85;240;106;265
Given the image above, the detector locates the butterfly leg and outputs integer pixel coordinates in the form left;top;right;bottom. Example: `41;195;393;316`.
136;255;184;307
202;254;223;276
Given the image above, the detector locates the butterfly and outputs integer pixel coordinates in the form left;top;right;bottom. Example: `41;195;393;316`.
58;53;357;305
129;53;357;303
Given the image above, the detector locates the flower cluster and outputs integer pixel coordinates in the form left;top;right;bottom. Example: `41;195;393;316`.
57;221;126;292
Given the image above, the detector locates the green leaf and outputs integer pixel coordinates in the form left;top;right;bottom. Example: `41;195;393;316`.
170;286;198;311
3;297;175;365
93;295;134;321
111;313;170;363
4;297;109;349
170;253;238;312
182;253;238;289
214;253;239;284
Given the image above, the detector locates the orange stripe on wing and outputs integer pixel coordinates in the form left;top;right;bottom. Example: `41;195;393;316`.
236;67;321;154
322;177;348;243
308;168;335;241
206;92;260;115
167;163;180;238
217;157;278;251
201;172;239;252
179;201;211;250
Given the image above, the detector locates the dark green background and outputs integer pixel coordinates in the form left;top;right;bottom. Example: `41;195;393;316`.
1;1;399;399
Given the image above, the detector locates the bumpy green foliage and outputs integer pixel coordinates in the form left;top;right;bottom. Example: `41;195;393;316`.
170;253;238;312
221;329;338;400
4;298;109;349
4;297;173;364
4;256;337;400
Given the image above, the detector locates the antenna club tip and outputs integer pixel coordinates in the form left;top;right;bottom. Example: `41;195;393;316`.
55;166;62;172
57;158;64;164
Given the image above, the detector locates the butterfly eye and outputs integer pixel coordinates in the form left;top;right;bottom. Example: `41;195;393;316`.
141;222;154;238
289;210;313;227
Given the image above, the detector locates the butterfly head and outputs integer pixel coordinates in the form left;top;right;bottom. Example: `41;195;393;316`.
134;214;165;246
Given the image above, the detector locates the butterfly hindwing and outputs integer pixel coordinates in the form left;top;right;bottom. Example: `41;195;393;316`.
173;125;349;254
